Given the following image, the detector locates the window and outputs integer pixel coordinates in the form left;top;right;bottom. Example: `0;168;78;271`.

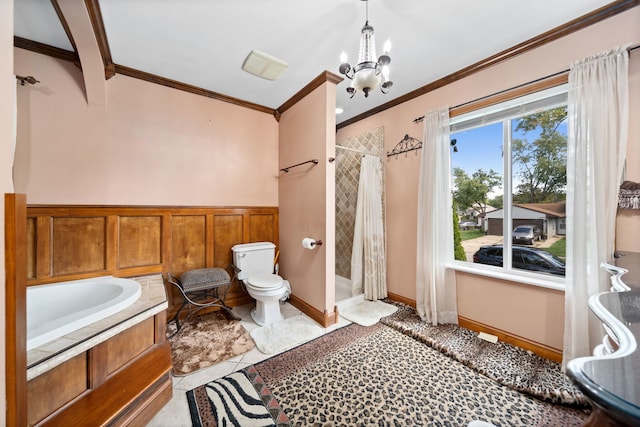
451;85;567;284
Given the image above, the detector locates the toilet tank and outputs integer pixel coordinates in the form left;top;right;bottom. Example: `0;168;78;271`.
232;242;276;280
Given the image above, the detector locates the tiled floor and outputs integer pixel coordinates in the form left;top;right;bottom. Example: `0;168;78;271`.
147;300;353;426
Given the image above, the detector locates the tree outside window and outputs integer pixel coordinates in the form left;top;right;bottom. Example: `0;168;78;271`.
450;94;567;279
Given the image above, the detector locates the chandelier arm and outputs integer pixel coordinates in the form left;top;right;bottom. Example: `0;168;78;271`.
339;62;355;80
346;87;356;98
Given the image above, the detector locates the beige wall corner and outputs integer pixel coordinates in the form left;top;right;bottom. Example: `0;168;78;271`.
278;77;338;324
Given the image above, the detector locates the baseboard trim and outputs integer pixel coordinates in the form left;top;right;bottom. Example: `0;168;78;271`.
287;294;338;328
387;292;416;308
386;294;562;363
458;316;563;363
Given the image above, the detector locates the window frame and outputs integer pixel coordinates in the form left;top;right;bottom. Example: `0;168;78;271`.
447;83;568;291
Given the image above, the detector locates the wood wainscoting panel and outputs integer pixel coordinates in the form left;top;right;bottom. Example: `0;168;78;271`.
40;343;172;427
213;214;243;270
212;214;246;304
27;353;88;426
36;216;51;279
52;217;106;276
106;317;155;375
26;216;36;280
170;215;206;276
6;194;28;427
26;205;278;314
248;213;278;244
118;216;162;268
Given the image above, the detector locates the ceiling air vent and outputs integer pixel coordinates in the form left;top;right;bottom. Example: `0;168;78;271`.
241;50;288;81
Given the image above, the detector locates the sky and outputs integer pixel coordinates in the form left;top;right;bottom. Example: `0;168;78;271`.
450;117;568;199
451;121;505;200
451;122;504;177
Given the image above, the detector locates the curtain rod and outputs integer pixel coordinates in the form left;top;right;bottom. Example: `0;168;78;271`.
335;145;381;158
413;43;640;124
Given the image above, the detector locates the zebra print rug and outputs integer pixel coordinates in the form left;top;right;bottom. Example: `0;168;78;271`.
187;323;589;426
187;369;291;426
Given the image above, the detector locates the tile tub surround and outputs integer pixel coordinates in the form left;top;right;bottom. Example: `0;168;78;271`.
27;274;168;380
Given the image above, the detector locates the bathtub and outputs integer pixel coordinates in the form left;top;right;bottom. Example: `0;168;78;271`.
27;276;142;351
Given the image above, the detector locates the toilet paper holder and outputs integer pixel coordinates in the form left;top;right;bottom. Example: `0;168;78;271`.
301;238;323;249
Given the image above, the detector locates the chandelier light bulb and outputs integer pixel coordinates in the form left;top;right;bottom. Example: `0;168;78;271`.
383;39;391;54
340;51;348;64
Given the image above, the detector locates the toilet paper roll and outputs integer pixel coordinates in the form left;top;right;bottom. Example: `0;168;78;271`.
302;238;316;250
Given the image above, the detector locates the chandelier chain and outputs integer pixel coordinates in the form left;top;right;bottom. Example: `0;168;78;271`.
365;0;369;23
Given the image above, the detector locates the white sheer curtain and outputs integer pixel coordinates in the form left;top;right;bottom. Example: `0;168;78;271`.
416;107;458;324
351;155;387;300
563;46;629;368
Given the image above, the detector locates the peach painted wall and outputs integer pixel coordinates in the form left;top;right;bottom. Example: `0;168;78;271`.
336;7;640;351
13;48;279;207
456;274;566;350
0;0;14;418
279;81;337;316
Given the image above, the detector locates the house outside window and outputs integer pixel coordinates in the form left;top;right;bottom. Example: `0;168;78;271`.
450;85;568;286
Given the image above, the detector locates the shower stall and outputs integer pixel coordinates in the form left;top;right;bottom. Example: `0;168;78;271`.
334;126;386;302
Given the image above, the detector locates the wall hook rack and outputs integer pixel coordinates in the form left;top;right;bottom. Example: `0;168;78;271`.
387;134;422;158
280;159;318;173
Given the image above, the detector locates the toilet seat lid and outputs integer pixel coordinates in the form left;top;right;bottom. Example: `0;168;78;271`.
247;274;283;289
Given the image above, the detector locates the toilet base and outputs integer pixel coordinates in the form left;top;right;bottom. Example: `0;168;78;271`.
251;299;284;326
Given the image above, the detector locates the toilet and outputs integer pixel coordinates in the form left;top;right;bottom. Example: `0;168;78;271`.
232;242;288;326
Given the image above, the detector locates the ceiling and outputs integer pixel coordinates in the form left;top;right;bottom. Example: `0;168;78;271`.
14;0;618;125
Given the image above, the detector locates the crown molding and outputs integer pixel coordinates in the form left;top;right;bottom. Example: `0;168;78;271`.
114;64;277;117
336;0;640;129
277;71;344;116
14;36;79;63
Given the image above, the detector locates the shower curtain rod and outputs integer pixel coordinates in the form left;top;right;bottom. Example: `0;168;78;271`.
335;145;381;158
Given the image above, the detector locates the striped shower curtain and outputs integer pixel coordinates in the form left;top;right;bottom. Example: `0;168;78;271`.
351;155;387;300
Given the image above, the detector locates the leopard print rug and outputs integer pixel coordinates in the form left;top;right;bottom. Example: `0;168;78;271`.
251;323;589;426
379;300;589;407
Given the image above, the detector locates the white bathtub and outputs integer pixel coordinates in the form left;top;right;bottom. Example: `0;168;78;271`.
27;276;142;351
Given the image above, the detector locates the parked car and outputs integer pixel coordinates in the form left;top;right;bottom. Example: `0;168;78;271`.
473;245;565;276
512;224;542;245
459;221;477;230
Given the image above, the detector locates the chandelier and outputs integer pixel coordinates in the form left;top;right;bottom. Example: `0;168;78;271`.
338;0;393;98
